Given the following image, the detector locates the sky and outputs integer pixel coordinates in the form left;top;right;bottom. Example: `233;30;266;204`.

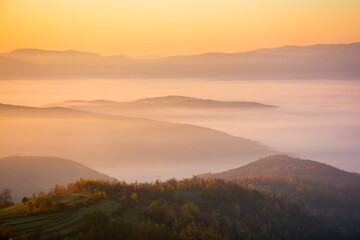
0;0;360;56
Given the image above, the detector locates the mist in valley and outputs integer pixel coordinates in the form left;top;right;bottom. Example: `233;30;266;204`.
2;1;360;238
0;78;359;180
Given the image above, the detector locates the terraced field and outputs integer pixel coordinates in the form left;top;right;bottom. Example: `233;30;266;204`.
0;194;125;239
0;194;87;219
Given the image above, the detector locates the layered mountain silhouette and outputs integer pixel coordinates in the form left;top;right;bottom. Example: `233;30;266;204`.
0;103;274;179
0;156;114;203
198;154;360;186
1;42;360;79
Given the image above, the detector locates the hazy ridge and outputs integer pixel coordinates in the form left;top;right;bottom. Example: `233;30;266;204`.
0;156;114;203
0;103;275;180
48;96;277;109
1;42;360;79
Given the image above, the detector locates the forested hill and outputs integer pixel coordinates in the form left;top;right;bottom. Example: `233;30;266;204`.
198;154;360;237
1;178;356;240
198;154;360;186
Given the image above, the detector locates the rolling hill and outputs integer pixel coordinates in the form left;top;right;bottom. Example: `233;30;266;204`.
198;154;360;232
0;103;274;180
1;42;360;79
198;154;360;186
0;156;114;203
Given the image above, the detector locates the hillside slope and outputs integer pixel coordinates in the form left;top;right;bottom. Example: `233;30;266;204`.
198;155;360;230
0;103;274;180
198;154;360;186
0;156;114;202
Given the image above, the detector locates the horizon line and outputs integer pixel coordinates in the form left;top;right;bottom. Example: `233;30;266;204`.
2;40;359;59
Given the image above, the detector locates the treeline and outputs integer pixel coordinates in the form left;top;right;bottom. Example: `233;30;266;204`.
67;178;352;240
230;175;360;237
3;178;360;240
232;175;360;211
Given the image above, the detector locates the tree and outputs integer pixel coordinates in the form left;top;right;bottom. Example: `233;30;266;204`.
0;189;12;202
179;202;200;225
60;185;67;194
22;197;29;203
54;184;61;195
37;191;46;197
130;193;139;206
0;188;14;209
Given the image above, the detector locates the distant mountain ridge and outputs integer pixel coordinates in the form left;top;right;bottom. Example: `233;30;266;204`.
47;95;277;109
5;48;102;57
2;49;103;64
0;102;104;119
1;42;360;79
0;156;114;203
198;155;360;186
136;95;277;108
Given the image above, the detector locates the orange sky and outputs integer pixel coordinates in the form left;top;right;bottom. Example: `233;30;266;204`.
0;0;359;56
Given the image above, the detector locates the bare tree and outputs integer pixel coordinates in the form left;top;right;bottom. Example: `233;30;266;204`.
0;188;14;209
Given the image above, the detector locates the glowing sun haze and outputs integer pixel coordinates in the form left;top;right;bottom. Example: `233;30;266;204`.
1;0;360;56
